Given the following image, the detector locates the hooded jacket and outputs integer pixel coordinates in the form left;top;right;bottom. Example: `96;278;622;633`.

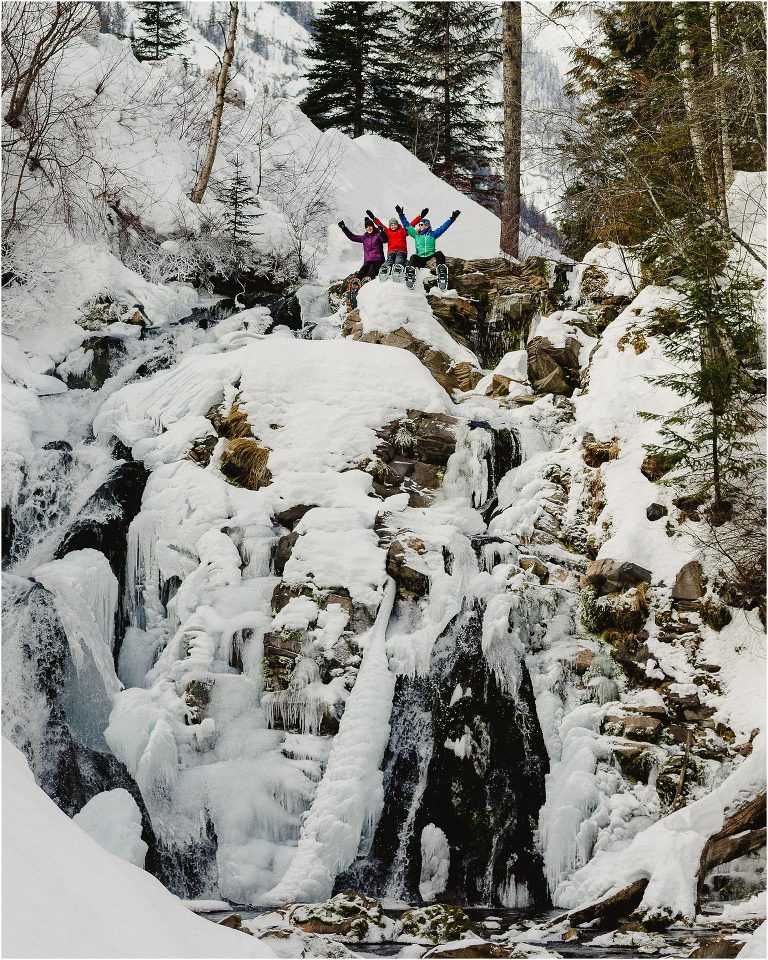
398;212;454;257
372;214;421;254
340;223;386;262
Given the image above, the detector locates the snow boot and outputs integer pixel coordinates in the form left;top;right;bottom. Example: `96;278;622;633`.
379;264;391;282
437;262;449;291
404;264;416;290
348;278;361;308
391;263;405;283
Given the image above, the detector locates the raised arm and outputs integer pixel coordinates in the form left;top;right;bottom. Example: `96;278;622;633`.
411;206;428;226
396;205;418;239
338;221;364;243
431;210;460;240
366;208;384;228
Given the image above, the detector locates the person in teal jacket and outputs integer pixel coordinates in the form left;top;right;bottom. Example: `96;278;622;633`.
396;205;461;269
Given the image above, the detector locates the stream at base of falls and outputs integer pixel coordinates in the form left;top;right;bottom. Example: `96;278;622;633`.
198;904;754;957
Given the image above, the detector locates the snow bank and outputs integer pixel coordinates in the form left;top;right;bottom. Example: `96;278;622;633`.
567;241;642;303
73;788;147;867
1;740;272;958
572;286;694;584
554;734;766;920
738;920;767;958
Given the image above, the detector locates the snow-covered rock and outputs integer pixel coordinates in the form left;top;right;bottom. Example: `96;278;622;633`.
73;788;147;867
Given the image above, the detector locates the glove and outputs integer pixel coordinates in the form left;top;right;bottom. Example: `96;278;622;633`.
395;204;404;216
451;210;461;221
338;220;345;228
365;209;375;220
420;207;429;218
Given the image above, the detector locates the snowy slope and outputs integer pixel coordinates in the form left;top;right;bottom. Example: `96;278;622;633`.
181;1;311;100
1;740;273;958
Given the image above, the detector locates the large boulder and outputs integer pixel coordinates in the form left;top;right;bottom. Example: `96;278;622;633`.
671;561;704;601
526;336;582;396
288;892;391;941
585;558;652;594
343;313;469;393
395;904;472;946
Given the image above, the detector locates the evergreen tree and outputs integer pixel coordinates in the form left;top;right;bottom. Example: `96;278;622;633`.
215;154;263;253
558;2;766;257
204;2;218;44
402;1;501;189
132;1;187;61
640;223;764;512
300;2;409;142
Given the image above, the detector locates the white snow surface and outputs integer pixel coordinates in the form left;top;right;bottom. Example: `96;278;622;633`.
1;740;273;959
72;788;147;867
738;920;767;958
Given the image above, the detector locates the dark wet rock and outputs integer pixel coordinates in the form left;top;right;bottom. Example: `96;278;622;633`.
186;434;218;467
274;503;316;530
272;531;299;577
64;335;127;390
268;291;302;331
387;539;430;598
646;503;668;521
337;605;549;907
55;460;149;652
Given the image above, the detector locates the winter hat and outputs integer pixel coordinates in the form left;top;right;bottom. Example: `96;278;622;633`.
389;218;400;229
364;216;375;228
418;219;431;230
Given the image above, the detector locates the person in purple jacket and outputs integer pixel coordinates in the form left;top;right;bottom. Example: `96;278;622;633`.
338;216;386;282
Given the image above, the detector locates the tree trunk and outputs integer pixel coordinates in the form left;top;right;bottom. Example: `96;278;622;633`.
443;11;453;183
190;0;238;204
675;6;716;207
709;2;732;227
500;1;522;259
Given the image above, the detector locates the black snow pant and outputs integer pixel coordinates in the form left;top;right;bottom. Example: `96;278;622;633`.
386;251;407;268
409;251;446;268
357;260;384;281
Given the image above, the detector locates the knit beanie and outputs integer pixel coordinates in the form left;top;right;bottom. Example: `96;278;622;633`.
364;216;375;229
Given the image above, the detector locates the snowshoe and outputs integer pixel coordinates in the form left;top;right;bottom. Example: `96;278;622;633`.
391;264;405;283
404;264;416;290
379;264;391;282
348;278;361;309
436;263;449;291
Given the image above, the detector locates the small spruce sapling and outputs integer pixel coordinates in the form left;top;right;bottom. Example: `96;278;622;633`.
640;222;764;514
214;153;263;266
132;1;187;61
